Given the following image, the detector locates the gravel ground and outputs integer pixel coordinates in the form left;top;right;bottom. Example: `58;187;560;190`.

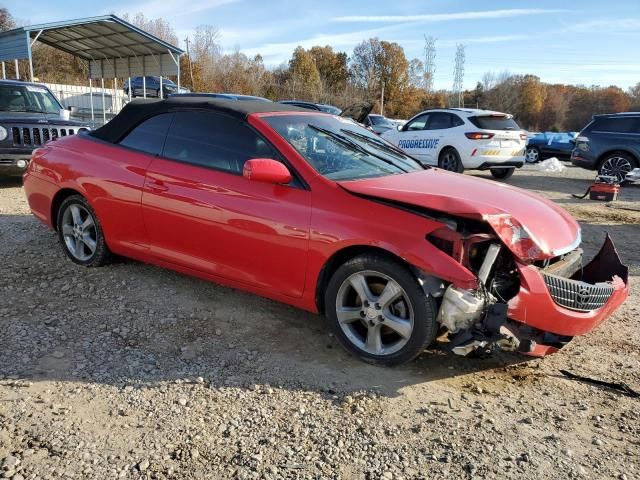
1;165;639;480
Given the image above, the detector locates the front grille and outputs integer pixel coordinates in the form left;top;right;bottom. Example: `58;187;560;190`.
10;126;82;147
542;272;614;312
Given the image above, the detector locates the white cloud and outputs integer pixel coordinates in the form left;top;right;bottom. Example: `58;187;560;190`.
331;8;566;23
565;18;640;33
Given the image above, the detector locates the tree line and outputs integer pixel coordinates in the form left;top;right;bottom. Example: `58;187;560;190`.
2;8;639;131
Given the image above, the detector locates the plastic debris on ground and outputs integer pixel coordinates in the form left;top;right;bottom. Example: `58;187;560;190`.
626;168;640;183
533;157;566;173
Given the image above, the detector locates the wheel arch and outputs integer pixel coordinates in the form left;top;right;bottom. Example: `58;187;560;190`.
596;149;640;168
437;145;458;159
50;188;84;231
314;245;421;314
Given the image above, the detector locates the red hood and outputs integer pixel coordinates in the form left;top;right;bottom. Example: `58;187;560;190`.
338;169;580;259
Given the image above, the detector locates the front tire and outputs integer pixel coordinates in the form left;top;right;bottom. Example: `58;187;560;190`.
438;148;464;173
598;153;637;183
57;195;111;267
325;254;438;366
490;167;515;179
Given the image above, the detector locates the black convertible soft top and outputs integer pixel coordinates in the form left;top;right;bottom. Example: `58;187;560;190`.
90;97;307;143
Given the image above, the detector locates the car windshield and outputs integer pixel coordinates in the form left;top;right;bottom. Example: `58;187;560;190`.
0;84;61;114
264;114;424;181
370;115;393;126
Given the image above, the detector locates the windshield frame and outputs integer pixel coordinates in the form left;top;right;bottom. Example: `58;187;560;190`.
261;113;425;182
0;83;63;114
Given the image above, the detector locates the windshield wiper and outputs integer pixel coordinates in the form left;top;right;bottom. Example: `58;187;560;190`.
23;108;51;114
308;124;409;173
340;129;411;158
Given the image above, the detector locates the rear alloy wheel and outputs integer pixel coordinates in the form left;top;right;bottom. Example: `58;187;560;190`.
525;146;540;163
325;254;438;365
438;148;464;173
598;154;636;183
57;195;111;267
490;167;515;180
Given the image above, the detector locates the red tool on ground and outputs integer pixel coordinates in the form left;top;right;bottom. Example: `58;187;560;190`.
573;175;620;201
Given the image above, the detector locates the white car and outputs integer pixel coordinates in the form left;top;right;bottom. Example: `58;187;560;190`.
381;108;527;179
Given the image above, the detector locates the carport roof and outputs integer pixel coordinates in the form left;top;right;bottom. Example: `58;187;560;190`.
0;15;184;79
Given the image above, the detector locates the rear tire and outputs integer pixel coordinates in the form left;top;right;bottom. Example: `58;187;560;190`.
438;148;464;173
525;146;541;163
56;195;111;267
598;153;637;183
325;254;438;366
490;167;515;180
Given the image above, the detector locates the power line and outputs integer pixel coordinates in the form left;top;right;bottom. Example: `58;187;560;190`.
424;35;436;94
452;44;465;107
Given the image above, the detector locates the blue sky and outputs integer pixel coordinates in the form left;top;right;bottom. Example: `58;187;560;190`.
5;0;640;90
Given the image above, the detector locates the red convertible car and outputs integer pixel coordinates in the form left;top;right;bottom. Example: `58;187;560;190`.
23;98;629;365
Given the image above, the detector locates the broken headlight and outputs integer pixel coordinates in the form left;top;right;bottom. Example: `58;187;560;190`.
484;214;545;262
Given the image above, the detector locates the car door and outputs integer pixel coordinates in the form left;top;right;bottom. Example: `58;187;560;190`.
95;112;173;254
141;110;312;298
387;113;432;162
421;112;456;165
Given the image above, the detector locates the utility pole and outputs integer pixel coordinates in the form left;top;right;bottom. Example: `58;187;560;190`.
424;36;436;94
380;81;384;116
185;37;194;89
452;44;465;108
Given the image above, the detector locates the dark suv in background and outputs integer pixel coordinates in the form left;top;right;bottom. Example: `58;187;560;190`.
0;80;89;176
123;76;179;99
571;112;640;182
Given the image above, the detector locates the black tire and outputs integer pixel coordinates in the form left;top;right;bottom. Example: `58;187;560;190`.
525;146;541;163
598;153;637;184
438;148;464;173
490;167;515;180
324;254;438;366
56;195;111;267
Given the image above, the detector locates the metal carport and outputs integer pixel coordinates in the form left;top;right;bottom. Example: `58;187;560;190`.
0;15;184;123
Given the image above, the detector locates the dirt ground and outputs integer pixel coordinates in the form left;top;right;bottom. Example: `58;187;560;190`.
1;165;638;480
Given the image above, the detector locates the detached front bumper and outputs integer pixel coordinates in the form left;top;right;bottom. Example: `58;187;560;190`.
507;235;629;355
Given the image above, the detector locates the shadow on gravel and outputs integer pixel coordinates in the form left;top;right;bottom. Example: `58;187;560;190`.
0;213;533;400
0;177;22;189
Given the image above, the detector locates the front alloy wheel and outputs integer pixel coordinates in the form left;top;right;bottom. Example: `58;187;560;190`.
57;195;111;267
325;254;438;365
599;154;635;183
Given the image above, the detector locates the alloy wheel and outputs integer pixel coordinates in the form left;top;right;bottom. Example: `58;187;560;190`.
61;204;98;262
440;151;459;171
335;270;414;356
600;156;633;182
525;147;539;163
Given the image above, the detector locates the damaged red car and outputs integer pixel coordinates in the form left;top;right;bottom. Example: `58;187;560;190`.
23;98;629;365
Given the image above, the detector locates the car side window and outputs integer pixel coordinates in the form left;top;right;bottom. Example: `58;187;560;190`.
425;112;451;130
405;114;430;131
162;111;281;175
118;113;173;156
451;114;465;127
593;117;640;133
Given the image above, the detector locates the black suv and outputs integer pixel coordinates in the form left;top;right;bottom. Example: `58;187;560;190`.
571;112;640;182
0;80;89;176
123;76;178;99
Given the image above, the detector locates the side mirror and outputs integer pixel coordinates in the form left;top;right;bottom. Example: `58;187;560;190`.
397;124;404;131
243;158;292;184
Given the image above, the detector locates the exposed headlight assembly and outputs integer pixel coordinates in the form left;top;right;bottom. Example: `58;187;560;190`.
484;214;547;262
0;126;7;141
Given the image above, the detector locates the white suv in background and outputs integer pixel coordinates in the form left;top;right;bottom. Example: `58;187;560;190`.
381;108;527;179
